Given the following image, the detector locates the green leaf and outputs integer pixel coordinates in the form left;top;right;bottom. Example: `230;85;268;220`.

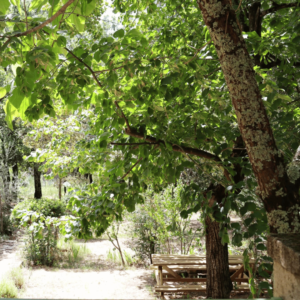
257;243;267;251
180;210;188;219
0;0;10;14
113;29;125;38
232;233;242;246
30;0;48;10
57;36;67;47
231;222;241;230
0;87;7;98
9;87;24;109
161;76;172;85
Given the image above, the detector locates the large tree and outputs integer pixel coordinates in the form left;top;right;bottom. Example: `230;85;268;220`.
1;0;300;297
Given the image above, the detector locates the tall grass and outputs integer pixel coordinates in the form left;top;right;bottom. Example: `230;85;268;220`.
8;267;24;289
106;249;136;266
57;238;91;267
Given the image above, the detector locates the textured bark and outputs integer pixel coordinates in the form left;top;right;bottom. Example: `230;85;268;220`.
34;163;42;199
197;0;300;222
206;216;232;298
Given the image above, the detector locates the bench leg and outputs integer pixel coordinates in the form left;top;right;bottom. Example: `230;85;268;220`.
158;266;163;298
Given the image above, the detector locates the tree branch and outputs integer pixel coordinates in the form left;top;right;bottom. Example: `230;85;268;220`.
124;127;226;165
261;2;299;17
1;0;75;51
114;101;131;132
121;157;143;180
111;142;159;146
65;48;102;88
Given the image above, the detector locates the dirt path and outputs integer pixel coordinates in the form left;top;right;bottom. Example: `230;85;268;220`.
0;232;23;280
19;239;156;299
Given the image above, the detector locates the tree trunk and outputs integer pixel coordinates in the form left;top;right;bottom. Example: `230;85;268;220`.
34;163;42;199
58;178;62;200
197;0;300;231
0;194;3;234
206;216;232;298
2;165;11;203
12;164;18;201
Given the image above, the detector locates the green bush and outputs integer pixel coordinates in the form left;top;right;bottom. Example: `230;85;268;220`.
0;278;18;298
11;198;66;223
1;214;14;236
23;224;59;267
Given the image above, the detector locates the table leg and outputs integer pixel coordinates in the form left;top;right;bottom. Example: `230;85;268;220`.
158;266;164;298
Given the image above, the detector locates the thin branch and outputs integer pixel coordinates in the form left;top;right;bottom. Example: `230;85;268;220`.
121;157;143;180
287;98;300;105
261;2;299;17
1;0;75;51
114;101;131;132
124;127;225;164
235;0;243;12
23;0;28;30
185;41;212;65
111;142;159;146
204;67;221;78
65;48;102;88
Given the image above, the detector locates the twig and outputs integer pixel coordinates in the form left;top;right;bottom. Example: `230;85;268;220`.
65;48;102;88
111;142;159;146
23;0;29;30
235;0;243;12
121;157;143;180
185;41;212;65
204;67;222;78
0;0;75;51
114;101;131;132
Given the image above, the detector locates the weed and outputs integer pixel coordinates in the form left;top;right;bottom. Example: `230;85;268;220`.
8;267;24;289
106;249;136;266
57;238;91;267
0;278;18;298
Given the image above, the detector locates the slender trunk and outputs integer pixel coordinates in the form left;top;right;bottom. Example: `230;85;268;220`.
12;164;18;200
2;166;11;203
197;0;300;230
206;217;232;298
0;194;3;234
58;178;62;200
34;163;42;199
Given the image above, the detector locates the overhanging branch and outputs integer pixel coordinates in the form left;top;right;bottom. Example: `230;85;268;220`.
261;2;299;17
65;48;102;88
1;0;75;51
123;127;231;181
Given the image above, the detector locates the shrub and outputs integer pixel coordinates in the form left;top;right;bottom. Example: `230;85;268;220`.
11;198;66;224
23;221;59;267
1;214;14;236
0;278;18;298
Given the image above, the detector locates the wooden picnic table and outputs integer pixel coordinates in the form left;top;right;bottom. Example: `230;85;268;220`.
151;254;257;296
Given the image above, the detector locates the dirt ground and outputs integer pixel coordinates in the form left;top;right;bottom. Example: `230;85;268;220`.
0;230;256;300
20;239;156;299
